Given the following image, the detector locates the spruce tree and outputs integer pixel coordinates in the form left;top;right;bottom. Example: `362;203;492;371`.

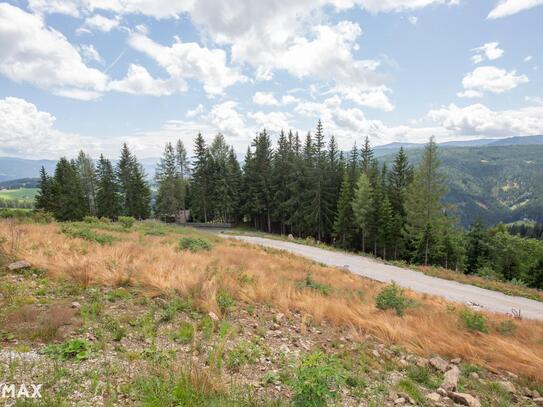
352;173;372;252
191;133;211;222
465;218;489;274
35;166;55;212
96;155;120;219
333;172;354;247
117;143;135;216
405;137;448;265
360;136;374;175
155;142;184;221
51;158;88;221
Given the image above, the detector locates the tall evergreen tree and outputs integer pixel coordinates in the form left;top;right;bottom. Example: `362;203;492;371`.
95;155;120;219
333;172;354;247
405;137;448;265
352;173;372;252
191;133;211;222
465;218;489;274
35;166;55;212
51;158;88;221
155;142;185;221
116;144;151;219
360;136;374;175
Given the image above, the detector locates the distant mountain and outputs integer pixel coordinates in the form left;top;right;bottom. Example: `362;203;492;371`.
374;135;543;157
382;144;543;227
0;157;56;183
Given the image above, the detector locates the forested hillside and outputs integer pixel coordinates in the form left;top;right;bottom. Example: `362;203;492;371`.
384;146;543;227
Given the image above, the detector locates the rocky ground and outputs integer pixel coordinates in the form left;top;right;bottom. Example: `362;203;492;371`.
1;260;543;406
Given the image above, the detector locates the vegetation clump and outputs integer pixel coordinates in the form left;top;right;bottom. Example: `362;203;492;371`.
179;237;214;252
375;282;415;316
42;338;92;361
459;309;489;333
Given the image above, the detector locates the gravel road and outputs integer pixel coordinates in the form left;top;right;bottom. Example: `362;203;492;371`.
224;234;543;321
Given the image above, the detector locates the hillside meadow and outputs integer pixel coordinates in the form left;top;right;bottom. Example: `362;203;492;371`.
1;219;543;387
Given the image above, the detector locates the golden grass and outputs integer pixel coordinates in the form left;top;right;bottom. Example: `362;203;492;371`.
2;220;543;382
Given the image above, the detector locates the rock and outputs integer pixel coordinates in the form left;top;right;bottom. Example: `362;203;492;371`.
533;390;541;399
469;372;480;380
208;311;219;322
427;392;441;402
389;372;403;386
394;397;406;405
372;350;380;358
399;359;409;367
437;388;448;397
533;397;543;405
441;365;460;392
8;260;32;271
417;357;429;367
71;301;81;309
441;397;455;406
287;234;294;240
448;392;481;407
500;380;516;394
430;356;449;372
451;358;461;364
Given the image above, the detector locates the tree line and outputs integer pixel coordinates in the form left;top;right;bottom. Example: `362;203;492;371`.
34;120;543;288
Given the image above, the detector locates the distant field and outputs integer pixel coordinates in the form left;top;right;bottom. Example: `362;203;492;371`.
0;188;39;203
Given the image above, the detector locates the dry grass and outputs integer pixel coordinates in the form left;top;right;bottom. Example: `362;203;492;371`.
2;220;543;382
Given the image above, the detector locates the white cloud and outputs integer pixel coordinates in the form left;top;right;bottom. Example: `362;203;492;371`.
128;33;246;96
471;42;504;64
332;85;395;111
79;44;103;64
525;96;543;105
108;64;187;96
281;95;300;105
333;0;458;13
524;55;533;62
186;104;205;118
80;14;120;32
488;0;543;19
408;16;418;24
0;97;87;157
27;0;82;17
458;66;528;97
248;111;291;132
428;103;543;136
207;101;250;138
0;3;107;99
253;92;280;106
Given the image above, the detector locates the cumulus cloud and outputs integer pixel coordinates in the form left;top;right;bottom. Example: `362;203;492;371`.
128;33;246;96
487;0;543;19
108;64;187;96
458;66;528;98
186;104;205;118
471;42;504;64
207;101;250;138
0;97;87;157
333;0;458;12
79;44;103;64
253;92;280;106
428;103;543;136
0;3;108;99
248;111;291;132
80;14;120;33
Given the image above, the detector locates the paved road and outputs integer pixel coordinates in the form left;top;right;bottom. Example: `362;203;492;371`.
224;235;543;321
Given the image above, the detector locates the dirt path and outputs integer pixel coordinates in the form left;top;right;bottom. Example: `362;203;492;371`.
225;234;543;321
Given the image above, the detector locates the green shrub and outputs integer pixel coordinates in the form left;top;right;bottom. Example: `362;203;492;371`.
297;274;332;296
118;216;135;229
497;319;516;336
375;283;415;316
291;351;346;407
459;309;488;333
83;216;99;223
226;341;261;370
42;339;92;361
217;289;235;314
173;322;195;344
32;210;54;224
178;237;214;252
103;315;127;341
199;315;215;340
60;224;115;245
396;378;425;405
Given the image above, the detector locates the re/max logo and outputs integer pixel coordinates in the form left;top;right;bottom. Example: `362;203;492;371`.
0;383;42;399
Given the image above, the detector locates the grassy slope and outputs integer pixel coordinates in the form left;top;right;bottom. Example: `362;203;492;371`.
1;220;543;405
0;187;39;202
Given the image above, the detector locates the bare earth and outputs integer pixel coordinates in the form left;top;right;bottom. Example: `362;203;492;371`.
225;234;543;321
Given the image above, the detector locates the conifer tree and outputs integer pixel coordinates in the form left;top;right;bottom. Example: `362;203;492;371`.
191;133;211;222
333;172;354;247
360;136;374;175
465;218;489;274
352;173;372;252
155;142;184;221
405;137;448;265
95;155;120;219
51;158;88;221
35;166;55;213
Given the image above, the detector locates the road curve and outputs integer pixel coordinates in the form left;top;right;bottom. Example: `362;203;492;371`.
224;235;543;321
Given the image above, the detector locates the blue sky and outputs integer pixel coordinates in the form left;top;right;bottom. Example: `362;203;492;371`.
0;0;542;159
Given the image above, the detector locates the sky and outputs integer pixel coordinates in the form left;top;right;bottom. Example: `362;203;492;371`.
0;0;542;159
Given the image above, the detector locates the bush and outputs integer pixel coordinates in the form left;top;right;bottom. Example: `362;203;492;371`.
497;319;517;336
173;322;195;344
60;224;115;245
118;216;135;229
217;289;235;314
226;341;261;371
42;339;92;361
459;309;488;333
178;237;213;252
375;283;415;316
83;216;99;223
291;352;346;407
297;274;332;296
